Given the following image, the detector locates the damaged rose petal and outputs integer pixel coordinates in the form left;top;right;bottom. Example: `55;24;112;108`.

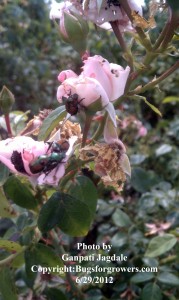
79;143;131;193
0;136;75;186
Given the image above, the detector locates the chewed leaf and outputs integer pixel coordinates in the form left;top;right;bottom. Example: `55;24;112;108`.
0;240;22;253
0;188;16;218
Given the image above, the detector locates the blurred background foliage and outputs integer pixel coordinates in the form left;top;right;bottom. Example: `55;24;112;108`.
0;0;81;113
0;0;179;299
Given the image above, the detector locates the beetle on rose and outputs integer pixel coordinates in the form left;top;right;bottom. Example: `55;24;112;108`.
62;93;84;115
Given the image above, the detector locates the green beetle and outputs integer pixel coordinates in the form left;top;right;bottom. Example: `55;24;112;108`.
29;141;69;175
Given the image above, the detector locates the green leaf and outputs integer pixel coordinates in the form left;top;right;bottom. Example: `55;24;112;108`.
131;272;154;283
11;252;25;268
130;95;162;117
141;283;162;300
0;239;22;253
144;99;162;117
157;272;179;286
131;168;160;193
38;106;67;141
38;176;98;236
155;144;172;156
112;208;132;227
145;234;177;257
0;267;18;300
163;96;179;103
0;162;9;186
67;175;98;218
0;187;16;218
25;243;64;280
39;193;95;236
130;154;147;165
111;232;128;248
45;288;68;300
4;176;38;209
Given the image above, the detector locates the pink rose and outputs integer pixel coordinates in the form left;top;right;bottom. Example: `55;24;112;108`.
57;55;129;127
138;126;147;138
82;55;130;101
57;76;110;109
0;136;71;186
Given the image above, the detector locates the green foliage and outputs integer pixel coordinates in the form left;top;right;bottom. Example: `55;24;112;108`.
0;239;22;253
0;163;9;186
141;283;162;300
38;105;67;140
4;176;38;209
0;267;18;300
24;243;64;277
38;176;98;236
145;234;177;257
0;0;80;113
0;0;179;299
44;288;68;300
0;187;16;218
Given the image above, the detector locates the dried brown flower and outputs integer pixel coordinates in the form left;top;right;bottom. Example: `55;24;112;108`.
20;109;52;136
79;143;128;193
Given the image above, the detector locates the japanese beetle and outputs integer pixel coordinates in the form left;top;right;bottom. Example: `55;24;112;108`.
47;141;69;154
29;141;69;175
29;152;66;175
62;93;84;116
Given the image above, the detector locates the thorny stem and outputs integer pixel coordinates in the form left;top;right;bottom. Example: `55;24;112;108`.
50;231;85;300
129;60;179;95
153;18;170;50
51;230;85;298
120;0;152;50
159;11;179;50
4;114;13;137
81;114;93;148
120;1;178;92
114;95;125;110
110;21;134;71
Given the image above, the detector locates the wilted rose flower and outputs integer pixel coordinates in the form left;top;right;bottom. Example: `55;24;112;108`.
70;0;143;32
0;136;76;186
79;142;131;193
20;109;52;136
